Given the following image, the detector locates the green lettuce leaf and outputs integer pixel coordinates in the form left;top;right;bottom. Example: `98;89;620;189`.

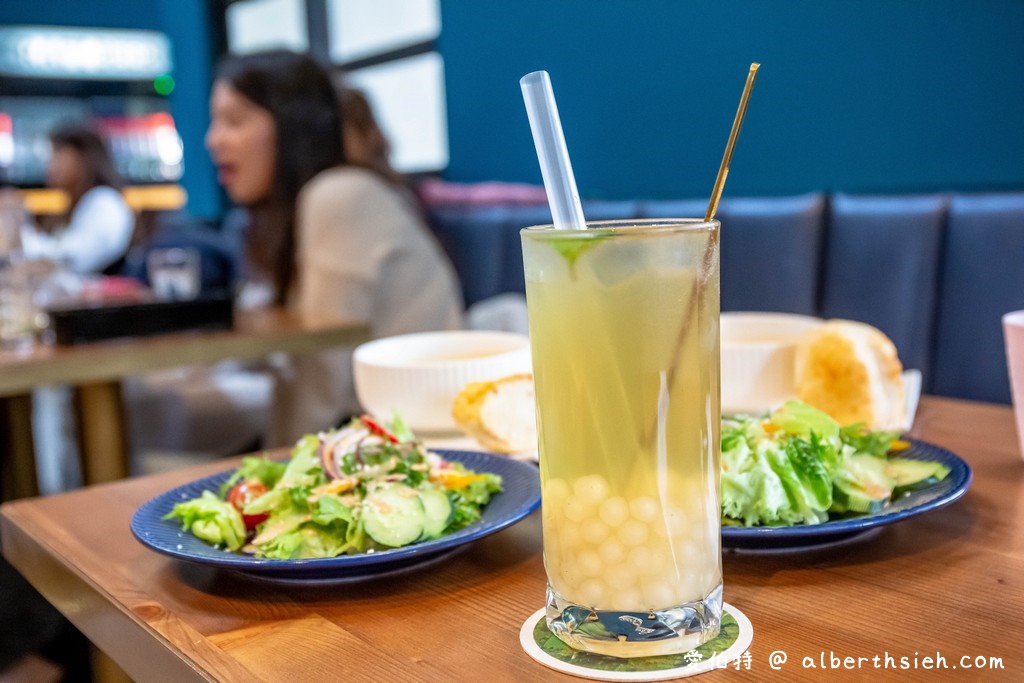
770;400;840;440
257;524;351;560
162;491;246;551
219;455;287;497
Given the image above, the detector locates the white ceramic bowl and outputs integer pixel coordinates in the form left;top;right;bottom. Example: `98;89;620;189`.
720;312;823;414
353;330;532;433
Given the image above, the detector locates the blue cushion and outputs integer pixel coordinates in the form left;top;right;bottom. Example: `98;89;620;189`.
428;205;509;307
931;193;1024;403
579;200;641;222
499;205;555;297
819;193;947;383
637;199;710;220
717;193;826;316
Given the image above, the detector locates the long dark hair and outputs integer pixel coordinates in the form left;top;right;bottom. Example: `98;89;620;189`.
49;122;123;215
215;50;345;304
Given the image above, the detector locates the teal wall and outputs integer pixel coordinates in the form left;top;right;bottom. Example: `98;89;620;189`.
7;1;1024;213
439;0;1024;199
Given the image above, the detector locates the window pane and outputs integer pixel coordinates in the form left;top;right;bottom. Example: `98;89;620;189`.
327;0;440;62
345;52;447;173
227;0;308;54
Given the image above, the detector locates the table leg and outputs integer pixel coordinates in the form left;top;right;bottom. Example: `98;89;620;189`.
73;381;130;485
1;393;39;500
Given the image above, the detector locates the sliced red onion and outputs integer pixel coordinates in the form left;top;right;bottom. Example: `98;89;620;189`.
318;427;367;480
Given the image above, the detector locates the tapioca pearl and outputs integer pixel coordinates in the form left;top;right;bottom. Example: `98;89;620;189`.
652;506;689;538
627;545;653;573
576;549;603;578
679;570;706;602
543;477;571;505
598;496;630;527
546;520;581;553
562;494;592;523
698;568;722;597
673;540;702;563
641;579;679;610
580;518;610;545
603;561;636;590
628;495;660;524
618;519;649;547
648;546;682;578
550;571;574;598
562;522;583;550
572;474;610;506
578;578;607;607
609;586;644;612
556;564;583;593
597;538;626;565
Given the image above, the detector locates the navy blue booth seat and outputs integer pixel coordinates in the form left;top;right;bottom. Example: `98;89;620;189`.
422;187;1024;405
716;193;826;316
642;194;826;316
931;193;1024;404
428;203;516;308
819;193;947;388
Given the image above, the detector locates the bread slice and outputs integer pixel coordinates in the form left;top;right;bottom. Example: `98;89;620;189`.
794;320;906;430
451;374;538;453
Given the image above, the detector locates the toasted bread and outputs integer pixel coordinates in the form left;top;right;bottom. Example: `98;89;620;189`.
794;319;906;430
451;373;538;453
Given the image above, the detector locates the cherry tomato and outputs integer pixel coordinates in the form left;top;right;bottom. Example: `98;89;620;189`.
227;480;270;530
361;414;399;443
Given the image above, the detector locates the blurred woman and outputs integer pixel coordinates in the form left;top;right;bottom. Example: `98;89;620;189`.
206;50;462;445
338;86;404;186
21;122;134;273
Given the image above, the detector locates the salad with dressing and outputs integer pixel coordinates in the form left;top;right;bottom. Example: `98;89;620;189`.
722;400;950;527
163;415;502;559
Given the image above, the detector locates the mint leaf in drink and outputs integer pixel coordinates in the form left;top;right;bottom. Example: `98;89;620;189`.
550;235;608;275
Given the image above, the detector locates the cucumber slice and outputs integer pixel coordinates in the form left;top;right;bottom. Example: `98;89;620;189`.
888;458;951;495
832;453;893;514
362;483;425;547
418;487;454;540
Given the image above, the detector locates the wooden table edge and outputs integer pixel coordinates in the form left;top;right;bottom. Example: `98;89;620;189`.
0;501;259;682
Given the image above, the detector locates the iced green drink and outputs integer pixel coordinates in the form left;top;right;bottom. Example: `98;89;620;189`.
521;218;722;657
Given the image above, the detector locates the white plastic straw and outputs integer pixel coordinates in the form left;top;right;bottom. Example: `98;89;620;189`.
520;71;587;230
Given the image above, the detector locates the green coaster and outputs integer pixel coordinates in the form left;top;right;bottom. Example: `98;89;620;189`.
519;603;753;681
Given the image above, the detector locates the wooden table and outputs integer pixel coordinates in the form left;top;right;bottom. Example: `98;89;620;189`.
2;396;1022;681
0;308;369;498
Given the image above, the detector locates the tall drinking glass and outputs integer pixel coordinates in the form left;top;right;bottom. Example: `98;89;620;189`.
521;218;722;657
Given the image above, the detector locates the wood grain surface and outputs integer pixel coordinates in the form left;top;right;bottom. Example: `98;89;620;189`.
2;396;1022;682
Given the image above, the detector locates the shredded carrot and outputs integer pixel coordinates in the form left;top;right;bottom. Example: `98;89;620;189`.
761;421;781;434
431;470;486;490
889;439;911;452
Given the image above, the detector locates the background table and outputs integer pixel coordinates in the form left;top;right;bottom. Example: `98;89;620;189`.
3;396;1023;681
0;308;368;498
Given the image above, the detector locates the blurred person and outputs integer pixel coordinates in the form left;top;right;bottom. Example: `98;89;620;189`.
206;50;462;446
20;122;135;274
338;86;404;187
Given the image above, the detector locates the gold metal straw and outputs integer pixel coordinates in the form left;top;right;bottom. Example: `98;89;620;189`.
646;62;762;447
704;63;760;222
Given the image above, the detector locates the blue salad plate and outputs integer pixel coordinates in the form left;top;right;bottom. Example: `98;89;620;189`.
132;449;541;584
